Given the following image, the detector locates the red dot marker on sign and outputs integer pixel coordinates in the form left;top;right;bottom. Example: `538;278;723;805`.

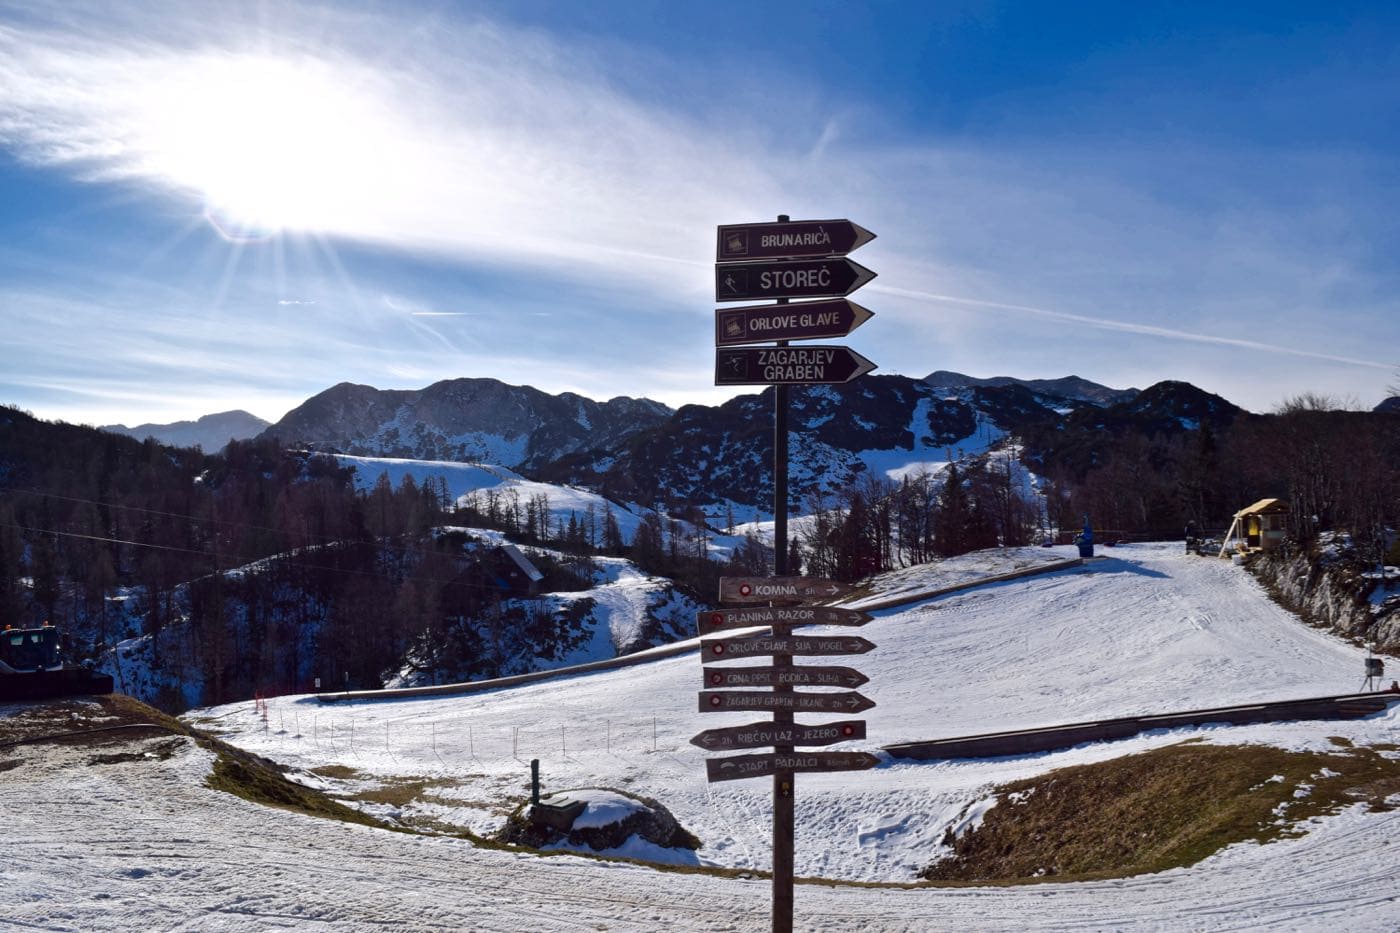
712;645;725;655
710;695;722;707
740;583;753;597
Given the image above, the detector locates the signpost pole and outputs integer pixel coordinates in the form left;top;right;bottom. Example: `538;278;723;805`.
773;212;790;582
710;212;876;933
771;214;795;933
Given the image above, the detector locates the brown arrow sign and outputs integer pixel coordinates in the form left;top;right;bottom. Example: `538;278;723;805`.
702;634;876;660
716;219;875;262
714;345;877;387
715;299;874;347
699;690;875;714
719;576;855;604
702;665;869;689
715;258;876;303
690;719;866;752
706;751;881;783
698;605;872;635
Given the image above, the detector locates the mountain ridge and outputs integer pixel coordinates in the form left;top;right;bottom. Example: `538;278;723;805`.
258;377;673;472
100;410;270;451
923;370;1140;407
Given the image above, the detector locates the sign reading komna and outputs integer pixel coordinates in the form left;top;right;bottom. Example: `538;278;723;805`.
718;576;856;604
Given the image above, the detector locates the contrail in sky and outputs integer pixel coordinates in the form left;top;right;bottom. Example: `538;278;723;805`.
876;286;1396;370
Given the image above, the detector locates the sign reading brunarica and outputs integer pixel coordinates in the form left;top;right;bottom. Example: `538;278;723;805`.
716;219;875;262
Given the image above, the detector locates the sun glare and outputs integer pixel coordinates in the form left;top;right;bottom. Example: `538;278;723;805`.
146;53;397;237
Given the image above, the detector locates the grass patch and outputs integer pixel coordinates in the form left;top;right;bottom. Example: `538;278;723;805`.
100;695;405;831
922;741;1400;884
202;748;395;830
322;773;522;835
309;763;361;780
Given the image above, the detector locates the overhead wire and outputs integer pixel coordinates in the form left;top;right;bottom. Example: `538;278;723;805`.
0;481;568;568
0;511;592;599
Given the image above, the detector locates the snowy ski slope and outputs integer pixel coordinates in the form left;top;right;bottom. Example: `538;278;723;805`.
5;542;1399;931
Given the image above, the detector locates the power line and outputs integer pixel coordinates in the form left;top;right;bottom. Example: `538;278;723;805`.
1;522;211;558
0;483;621;569
0;521;579;597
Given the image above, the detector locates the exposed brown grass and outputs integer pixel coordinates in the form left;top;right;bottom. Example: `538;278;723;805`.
922;741;1400;884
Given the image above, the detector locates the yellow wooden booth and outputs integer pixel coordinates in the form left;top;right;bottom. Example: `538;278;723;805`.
1218;498;1289;557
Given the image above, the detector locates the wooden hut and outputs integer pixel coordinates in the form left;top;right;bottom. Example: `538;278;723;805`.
490;543;545;597
1218;498;1289;557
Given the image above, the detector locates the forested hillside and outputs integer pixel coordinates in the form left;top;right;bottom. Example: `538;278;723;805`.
0;406;696;709
3;385;1397;711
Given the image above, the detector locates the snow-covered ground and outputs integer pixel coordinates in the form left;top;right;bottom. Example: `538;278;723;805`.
6;542;1400;931
336;453;648;541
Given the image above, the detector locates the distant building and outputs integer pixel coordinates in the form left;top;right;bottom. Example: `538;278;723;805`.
1218;498;1289;557
489;544;545;597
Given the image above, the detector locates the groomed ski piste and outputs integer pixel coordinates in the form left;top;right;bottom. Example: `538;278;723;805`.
5;542;1400;931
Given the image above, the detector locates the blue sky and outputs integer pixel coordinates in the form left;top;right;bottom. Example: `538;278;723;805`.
1;1;1397;426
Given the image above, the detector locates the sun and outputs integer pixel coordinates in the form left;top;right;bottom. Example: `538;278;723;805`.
146;52;396;238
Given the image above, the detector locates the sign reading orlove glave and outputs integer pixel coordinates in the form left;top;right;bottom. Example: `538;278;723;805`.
715;298;874;347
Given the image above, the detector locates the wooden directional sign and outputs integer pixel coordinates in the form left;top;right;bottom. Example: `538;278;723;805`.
719;576;855;604
715;298;874;347
706;751;880;783
690;719;866;752
698;605;872;635
715;345;876;387
703;665;869;689
715;258;876;303
716;219;875;262
700;689;875;715
702;633;875;660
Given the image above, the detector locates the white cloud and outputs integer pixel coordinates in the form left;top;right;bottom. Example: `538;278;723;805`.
1;2;1396;419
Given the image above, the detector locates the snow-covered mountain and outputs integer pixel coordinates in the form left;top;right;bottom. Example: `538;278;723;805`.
101;409;269;451
543;374;1235;516
259;378;673;471
923;369;1140;407
541;376;1038;513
